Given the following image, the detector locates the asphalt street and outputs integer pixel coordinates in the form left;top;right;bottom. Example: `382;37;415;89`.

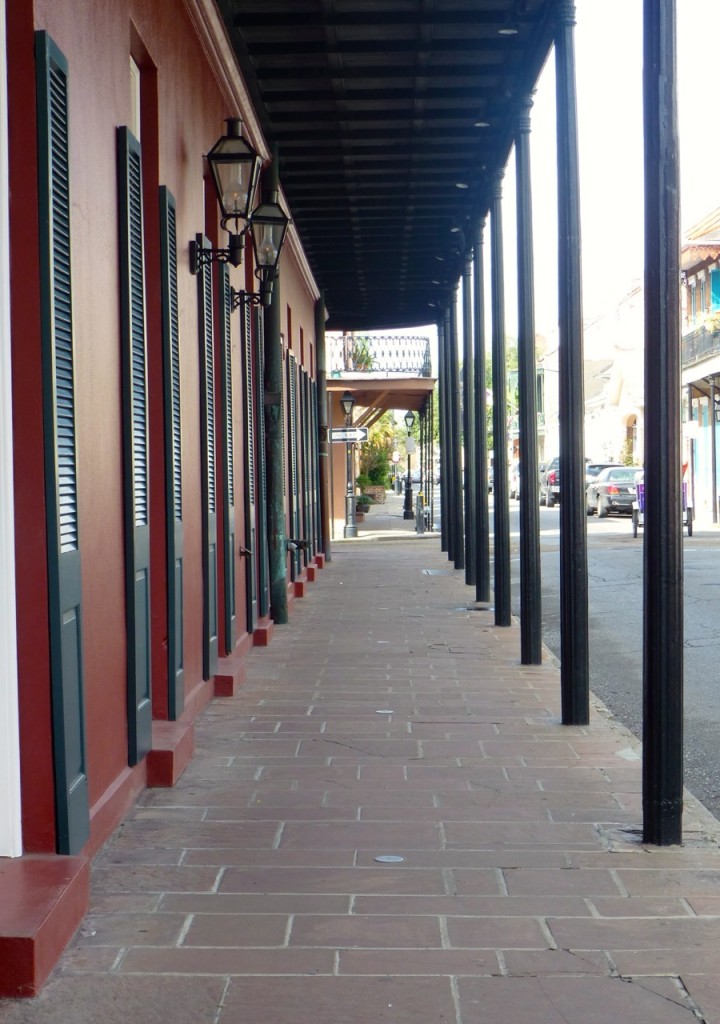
509;502;720;822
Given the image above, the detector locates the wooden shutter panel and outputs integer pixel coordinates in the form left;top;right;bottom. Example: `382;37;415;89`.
242;301;257;631
254;307;270;617
196;235;218;679
219;264;236;653
35;31;90;854
159;187;184;717
117;126;152;765
286;353;301;579
310;379;321;553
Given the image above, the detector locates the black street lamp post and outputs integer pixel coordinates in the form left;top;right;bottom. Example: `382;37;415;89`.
403;410;415;520
341;391;357;538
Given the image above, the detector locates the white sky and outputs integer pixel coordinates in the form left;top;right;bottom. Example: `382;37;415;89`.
513;0;720;336
383;2;720;365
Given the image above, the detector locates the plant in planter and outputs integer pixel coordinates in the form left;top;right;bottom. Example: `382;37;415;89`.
351;336;374;371
358;417;393;503
355;473;372;513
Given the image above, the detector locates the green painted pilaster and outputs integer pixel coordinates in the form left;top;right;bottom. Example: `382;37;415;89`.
263;273;288;624
315;294;332;562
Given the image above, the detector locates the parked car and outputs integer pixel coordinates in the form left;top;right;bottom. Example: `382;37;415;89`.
584;463;623;511
509;460;521;499
586;465;642;517
586;462;623;484
539;456;560;506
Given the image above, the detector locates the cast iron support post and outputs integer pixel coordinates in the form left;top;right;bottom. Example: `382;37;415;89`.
473;221;490;603
315;293;332;561
444;305;458;562
463;252;477;587
642;0;683;845
427;390;435;529
438;316;448;551
262;162;288;625
344;426;357;539
490;174;510;626
403;444;414;519
516;96;542;664
449;285;465;570
556;1;589;721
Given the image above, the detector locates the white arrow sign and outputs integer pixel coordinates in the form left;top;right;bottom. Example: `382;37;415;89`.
331;426;369;443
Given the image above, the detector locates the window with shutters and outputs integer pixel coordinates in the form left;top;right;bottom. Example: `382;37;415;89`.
160;187;184;717
219;264;236;651
118;126;152;764
35;30;89;853
196;234;218;678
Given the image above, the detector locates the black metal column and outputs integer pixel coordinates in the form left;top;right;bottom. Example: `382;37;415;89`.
473;221;490;604
438;316;449;552
463;252;477;586
556;1;589;721
444;305;458;563
490;175;510;626
315;294;332;562
449;287;465;570
516;97;542;664
642;0;683;846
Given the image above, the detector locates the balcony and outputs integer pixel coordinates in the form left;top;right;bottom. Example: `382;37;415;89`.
682;318;720;370
328;333;432;378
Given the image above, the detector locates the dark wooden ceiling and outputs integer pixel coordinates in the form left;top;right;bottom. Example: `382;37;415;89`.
216;0;557;330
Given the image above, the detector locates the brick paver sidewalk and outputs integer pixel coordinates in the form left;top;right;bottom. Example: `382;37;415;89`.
2;531;720;1023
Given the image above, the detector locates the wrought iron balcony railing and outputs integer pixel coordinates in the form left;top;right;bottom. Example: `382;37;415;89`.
328;333;432;377
682;320;720;370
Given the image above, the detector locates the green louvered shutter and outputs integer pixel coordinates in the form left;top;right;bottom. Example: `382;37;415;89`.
241;302;257;632
286;353;301;579
219;265;236;653
300;370;311;566
254;307;270;618
311;379;321;553
306;375;317;558
195;235;218;679
711;269;720;312
159;187;184;717
35;31;90;854
117;127;152;765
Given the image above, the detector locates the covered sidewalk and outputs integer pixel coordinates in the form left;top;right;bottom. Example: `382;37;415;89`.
2;498;720;1022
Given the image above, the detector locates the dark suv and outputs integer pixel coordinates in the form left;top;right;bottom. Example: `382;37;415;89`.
539;456;560;506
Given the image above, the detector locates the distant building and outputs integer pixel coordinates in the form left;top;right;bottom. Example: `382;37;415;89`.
536;281;645;469
681;207;720;522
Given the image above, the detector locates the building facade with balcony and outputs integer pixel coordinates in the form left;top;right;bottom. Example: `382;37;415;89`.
681;208;720;521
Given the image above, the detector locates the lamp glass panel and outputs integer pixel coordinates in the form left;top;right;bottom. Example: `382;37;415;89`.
250;201;290;269
208;136;261;221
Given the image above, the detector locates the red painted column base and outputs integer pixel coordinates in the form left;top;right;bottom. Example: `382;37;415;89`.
146;721;195;788
214;656;247;697
315;553;326;569
0;855;89;998
253;615;274;646
306;564;317;582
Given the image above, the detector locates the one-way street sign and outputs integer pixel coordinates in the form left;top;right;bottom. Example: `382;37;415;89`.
331;426;369;443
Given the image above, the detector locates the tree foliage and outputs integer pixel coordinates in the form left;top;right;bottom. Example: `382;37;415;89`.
359;411;395;486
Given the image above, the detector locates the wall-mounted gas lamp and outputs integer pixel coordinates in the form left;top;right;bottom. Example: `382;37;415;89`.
190;118;290;308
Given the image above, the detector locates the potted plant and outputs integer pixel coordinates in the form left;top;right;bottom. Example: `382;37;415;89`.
355;473;372;513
